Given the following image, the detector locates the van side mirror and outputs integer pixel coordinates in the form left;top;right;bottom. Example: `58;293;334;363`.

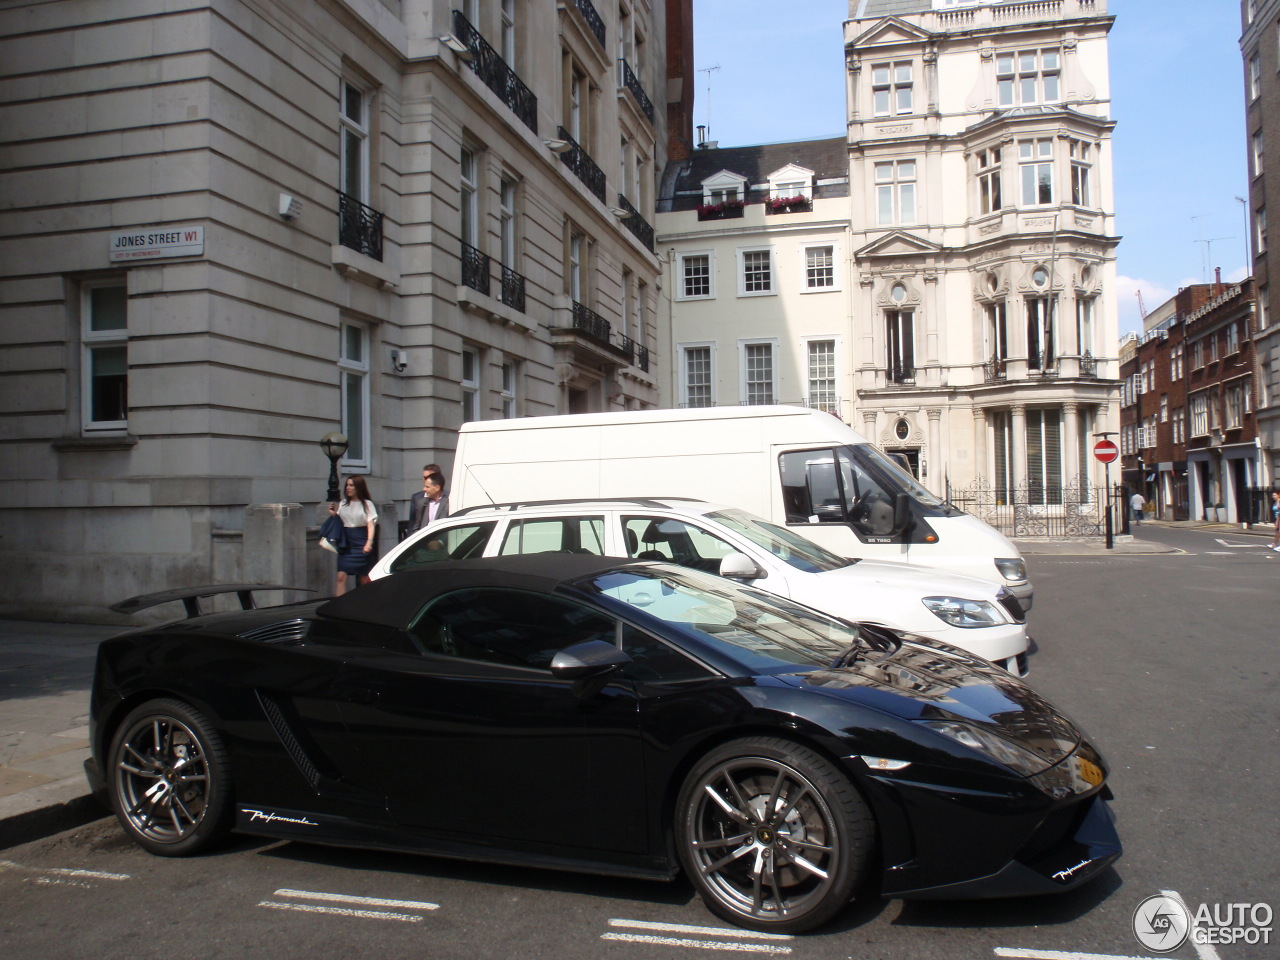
893;493;914;534
719;552;763;580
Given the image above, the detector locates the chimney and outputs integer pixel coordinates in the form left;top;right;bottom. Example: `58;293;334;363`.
1214;267;1222;295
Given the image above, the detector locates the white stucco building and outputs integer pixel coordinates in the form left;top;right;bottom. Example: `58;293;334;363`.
657;0;1120;503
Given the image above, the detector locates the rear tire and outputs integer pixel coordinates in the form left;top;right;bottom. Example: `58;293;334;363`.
675;736;874;933
108;698;233;856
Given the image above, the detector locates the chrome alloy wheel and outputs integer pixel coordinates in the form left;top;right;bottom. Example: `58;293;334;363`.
114;713;212;844
686;756;841;924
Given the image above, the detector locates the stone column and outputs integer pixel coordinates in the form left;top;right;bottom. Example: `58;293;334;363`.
1010;403;1027;491
973;407;988;488
926;407;942;493
1062;401;1080;491
242;503;307;606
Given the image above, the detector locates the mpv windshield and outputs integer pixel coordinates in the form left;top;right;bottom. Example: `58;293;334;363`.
707;509;851;573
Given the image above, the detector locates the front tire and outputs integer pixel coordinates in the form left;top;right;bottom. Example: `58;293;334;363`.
676;737;874;933
108;698;233;856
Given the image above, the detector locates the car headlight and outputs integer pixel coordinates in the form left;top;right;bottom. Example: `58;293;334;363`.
922;596;1007;628
995;557;1027;582
919;719;1051;777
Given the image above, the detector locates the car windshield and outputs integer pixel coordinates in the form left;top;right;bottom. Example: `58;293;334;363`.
576;566;858;673
706;508;852;573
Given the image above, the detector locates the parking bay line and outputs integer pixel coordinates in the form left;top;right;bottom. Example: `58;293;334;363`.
257;887;440;923
603;918;793;954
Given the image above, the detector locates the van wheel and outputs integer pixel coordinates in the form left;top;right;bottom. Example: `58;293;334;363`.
675;737;874;933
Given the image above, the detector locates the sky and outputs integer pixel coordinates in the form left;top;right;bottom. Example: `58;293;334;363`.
690;0;1249;337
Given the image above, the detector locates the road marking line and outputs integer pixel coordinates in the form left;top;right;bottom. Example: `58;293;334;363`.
273;887;439;911
1213;539;1268;548
257;900;423;923
601;932;791;954
995;950;1152;960
607;919;792;941
1163;888;1222;960
0;861;130;881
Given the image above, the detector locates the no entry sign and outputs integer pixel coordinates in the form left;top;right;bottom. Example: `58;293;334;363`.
1093;439;1119;464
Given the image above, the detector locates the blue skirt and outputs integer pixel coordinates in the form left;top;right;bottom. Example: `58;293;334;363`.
336;527;375;576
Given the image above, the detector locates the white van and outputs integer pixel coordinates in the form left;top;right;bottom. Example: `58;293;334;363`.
452;406;1033;608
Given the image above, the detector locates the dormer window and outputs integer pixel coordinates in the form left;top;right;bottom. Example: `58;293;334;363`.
700;169;749;206
766;163;814;202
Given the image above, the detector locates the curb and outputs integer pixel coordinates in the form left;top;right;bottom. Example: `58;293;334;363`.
0;793;107;851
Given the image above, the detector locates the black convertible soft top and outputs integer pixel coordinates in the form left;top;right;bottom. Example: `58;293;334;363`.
317;554;650;629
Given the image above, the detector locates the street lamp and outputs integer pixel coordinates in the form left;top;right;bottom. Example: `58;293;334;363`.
319;432;348;502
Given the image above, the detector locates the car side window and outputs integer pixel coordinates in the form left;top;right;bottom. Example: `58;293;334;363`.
389;522;496;573
619;623;715;684
623;516;736;575
498;517;607;555
408;588;615;670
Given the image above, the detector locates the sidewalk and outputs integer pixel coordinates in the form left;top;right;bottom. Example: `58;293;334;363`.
0;620;119;849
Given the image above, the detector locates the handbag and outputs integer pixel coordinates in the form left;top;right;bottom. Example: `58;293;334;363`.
319;514;347;554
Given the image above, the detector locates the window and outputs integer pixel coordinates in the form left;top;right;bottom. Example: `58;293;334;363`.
567;62;585;142
1076;298;1094;355
634;280;646;345
389;521;497;572
1257;205;1267;254
339;320;370;466
1261;285;1270;328
1253;131;1264;178
1191;339;1204;369
807;340;837;413
340;80;370;203
1026;296;1055;369
804;245;835;290
871;61;913;116
1024;408;1062;505
461;347;480;422
997;49;1060;107
741;341;776;404
986;302;1009;361
460;146;478;248
875;160;916;225
1190;394;1209;437
1019;139;1054;205
1226;322;1240;355
678;252;713;299
500;0;516;63
499;177;517;266
739;248;773;296
680;343;714;407
620;268;631;339
1250;54;1261;101
621;516;736;573
1069;139;1092;207
568;230;584;301
500;516;607;555
1170;343;1183;380
1172;408;1185;444
500;359;518;418
1210;332;1218;362
886;310;915;383
82;281;129;433
977;147;1002;215
1160;394;1169;422
411;588;615;669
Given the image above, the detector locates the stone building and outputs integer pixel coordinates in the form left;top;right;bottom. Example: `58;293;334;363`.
657;0;1121;504
0;0;677;619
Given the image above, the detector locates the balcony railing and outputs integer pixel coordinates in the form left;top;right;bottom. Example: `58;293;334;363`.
984;358;1008;382
614;193;654;251
572;300;612;345
618;58;654;124
556;126;606;201
1079;351;1098;378
338;191;384;261
500;264;526;312
636;342;650;372
887;363;916;385
571;0;606;48
461;242;491;296
453;10;537;134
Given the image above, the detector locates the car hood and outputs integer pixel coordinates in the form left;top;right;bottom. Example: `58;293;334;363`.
817;558;1003;601
777;638;1079;764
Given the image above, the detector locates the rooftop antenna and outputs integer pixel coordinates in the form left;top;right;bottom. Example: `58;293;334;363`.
697;64;720;144
1195;236;1232;284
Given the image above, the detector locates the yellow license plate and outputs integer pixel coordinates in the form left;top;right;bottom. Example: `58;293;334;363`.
1078;757;1104;787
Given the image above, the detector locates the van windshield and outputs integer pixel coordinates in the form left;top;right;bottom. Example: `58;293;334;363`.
707;509;852;573
780;444;947;531
854;444;946;508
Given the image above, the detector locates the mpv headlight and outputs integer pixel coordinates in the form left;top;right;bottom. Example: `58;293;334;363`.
995;557;1027;581
922;596;1007;628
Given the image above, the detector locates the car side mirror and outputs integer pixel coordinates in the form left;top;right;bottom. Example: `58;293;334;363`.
719;552;763;580
550;639;632;679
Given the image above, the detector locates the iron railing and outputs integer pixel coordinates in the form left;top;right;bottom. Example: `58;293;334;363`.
500;264;525;312
887;363;916;385
571;300;612;345
461;242;490;296
614;193;654;251
338;191;383;261
453;10;538;134
983;358;1007;382
948;477;1120;539
636;343;650;372
1079;351;1098;378
556;126;606;201
618;58;654;123
571;0;606;48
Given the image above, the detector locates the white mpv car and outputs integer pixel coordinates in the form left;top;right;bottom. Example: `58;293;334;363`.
370;499;1030;675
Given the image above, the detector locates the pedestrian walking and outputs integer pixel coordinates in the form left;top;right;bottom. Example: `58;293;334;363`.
330;475;378;594
1270;490;1280;554
1130;491;1144;527
407;463;449;536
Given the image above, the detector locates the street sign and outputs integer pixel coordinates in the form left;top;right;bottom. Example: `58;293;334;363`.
1093;439;1119;463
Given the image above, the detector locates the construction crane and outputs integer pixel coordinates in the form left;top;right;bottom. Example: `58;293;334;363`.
1136;289;1147;319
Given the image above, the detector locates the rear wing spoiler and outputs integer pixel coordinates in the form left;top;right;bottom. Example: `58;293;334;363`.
110;583;314;619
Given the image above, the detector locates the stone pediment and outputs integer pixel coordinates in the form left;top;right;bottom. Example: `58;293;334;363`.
856;231;940;259
850;17;932;50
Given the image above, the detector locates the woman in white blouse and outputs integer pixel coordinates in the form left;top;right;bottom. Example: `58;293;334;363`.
330;475;378;595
